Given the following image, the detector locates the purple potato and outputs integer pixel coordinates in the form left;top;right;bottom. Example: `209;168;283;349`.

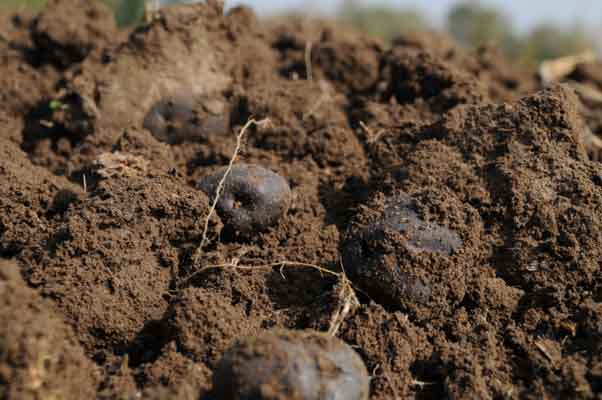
342;192;462;308
143;95;229;144
211;330;369;400
198;164;291;235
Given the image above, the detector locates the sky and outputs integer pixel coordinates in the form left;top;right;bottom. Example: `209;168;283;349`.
224;0;602;32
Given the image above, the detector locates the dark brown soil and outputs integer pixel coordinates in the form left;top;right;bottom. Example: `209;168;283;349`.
1;0;602;399
0;259;98;399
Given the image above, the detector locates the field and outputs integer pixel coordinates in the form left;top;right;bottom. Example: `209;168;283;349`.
1;0;602;399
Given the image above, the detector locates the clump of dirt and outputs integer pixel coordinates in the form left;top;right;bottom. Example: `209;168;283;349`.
138;342;212;400
0;138;80;257
0;37;57;117
269;18;384;93
0;259;98;399
1;1;602;399
29;0;118;68
167;287;261;367
339;304;431;400
232;79;366;172
392;32;537;102
366;85;601;398
544;59;602;161
21;169;222;357
0;109;23;144
17;1;234;177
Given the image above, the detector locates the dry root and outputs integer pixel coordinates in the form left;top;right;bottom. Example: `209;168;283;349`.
411;379;435;389
327;274;359;336
180;257;359;336
303;80;334;121
305;40;314;82
360;121;389;144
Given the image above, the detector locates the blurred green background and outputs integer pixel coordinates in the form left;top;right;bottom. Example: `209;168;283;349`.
342;0;594;67
0;0;595;67
1;0;147;26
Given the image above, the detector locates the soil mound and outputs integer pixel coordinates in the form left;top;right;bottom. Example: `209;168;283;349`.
1;1;601;399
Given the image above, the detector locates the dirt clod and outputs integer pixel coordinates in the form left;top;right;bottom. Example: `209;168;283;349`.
29;0;118;68
167;287;259;367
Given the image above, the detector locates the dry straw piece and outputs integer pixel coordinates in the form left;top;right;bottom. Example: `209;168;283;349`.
538;50;596;84
305;40;314;82
181;258;359;337
360;121;389;144
144;0;160;23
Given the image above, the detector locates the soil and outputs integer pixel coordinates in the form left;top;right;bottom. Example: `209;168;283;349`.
0;0;601;399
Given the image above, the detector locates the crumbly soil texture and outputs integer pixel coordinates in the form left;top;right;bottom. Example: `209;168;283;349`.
1;0;602;399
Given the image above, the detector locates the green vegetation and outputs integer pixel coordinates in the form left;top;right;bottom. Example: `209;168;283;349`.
108;0;145;26
444;1;594;65
341;0;596;66
0;0;145;26
518;23;593;65
341;3;427;43
0;0;47;12
446;2;521;58
48;99;63;110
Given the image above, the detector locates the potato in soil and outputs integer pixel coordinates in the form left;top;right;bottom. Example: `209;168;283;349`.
143;94;230;144
342;190;467;316
198;163;292;235
211;330;370;400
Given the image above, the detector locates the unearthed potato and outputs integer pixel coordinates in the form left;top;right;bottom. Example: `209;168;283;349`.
211;330;369;400
378;193;462;255
144;95;229;144
144;96;198;144
342;191;463;310
198;164;291;235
